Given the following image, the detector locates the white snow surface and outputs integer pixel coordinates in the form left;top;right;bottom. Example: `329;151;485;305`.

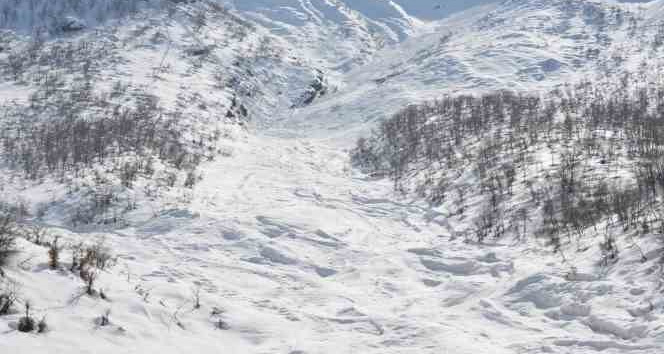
1;0;664;353
4;131;663;354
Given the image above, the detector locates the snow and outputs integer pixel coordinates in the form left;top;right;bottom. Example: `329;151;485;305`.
1;0;664;353
3;132;663;352
279;0;664;143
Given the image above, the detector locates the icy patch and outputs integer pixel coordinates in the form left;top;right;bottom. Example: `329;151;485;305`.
539;58;563;73
314;266;337;278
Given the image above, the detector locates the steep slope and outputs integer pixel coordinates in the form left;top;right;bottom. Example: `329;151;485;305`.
0;0;334;227
280;0;664;141
224;0;422;71
220;0;500;80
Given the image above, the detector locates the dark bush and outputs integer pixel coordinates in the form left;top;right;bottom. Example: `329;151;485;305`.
37;316;48;333
0;216;17;274
48;237;61;270
17;302;35;333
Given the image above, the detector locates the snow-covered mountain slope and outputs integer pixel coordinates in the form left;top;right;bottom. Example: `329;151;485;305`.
1;0;664;353
280;0;664;141
212;0;422;85
0;0;325;228
220;0;503;76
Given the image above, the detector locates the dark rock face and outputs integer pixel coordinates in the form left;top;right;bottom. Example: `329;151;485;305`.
186;46;212;56
291;69;327;108
61;17;86;32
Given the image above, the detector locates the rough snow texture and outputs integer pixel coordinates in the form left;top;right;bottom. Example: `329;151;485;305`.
1;0;664;353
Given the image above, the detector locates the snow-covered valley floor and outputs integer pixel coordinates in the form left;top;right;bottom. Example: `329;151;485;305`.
3;124;662;353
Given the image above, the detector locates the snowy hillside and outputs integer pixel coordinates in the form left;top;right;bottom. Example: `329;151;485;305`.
1;0;664;353
282;0;664;141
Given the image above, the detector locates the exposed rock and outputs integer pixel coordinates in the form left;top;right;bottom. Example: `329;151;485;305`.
61;17;86;32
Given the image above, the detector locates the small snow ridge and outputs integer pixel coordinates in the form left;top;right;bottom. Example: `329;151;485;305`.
554;339;655;351
584;315;649;340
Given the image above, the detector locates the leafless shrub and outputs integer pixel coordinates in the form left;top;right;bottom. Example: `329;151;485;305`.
192;284;202;310
0;216;17;275
17;301;35;332
98;309;111;327
24;225;47;246
48;236;61;270
37;316;48;333
81;268;98;296
0;279;19;315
